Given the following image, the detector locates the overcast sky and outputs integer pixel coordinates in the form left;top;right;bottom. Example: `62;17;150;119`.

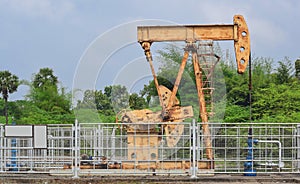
1;0;299;100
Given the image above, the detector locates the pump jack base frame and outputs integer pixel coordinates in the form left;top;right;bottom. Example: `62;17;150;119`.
64;160;214;171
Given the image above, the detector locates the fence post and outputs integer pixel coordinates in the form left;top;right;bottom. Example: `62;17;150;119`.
0;125;3;172
297;125;300;170
111;127;116;161
73;119;79;178
191;119;198;178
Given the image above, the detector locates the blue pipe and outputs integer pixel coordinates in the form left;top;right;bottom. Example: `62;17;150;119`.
10;138;18;171
7;121;18;171
244;128;258;176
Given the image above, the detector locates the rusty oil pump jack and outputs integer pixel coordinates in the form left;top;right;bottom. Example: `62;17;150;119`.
119;15;250;167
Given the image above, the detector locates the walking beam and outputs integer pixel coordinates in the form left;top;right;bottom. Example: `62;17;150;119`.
138;15;250;74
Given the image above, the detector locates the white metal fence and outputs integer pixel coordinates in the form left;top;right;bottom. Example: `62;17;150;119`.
0;122;300;176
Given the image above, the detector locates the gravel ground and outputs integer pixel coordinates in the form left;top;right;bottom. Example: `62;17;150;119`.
0;174;300;184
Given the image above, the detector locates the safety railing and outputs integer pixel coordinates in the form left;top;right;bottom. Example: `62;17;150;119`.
0;122;299;177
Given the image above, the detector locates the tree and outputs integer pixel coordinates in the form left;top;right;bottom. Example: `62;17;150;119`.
95;89;114;114
275;57;294;84
251;57;273;88
33;68;58;89
75;85;130;123
129;93;147;110
140;45;300;123
76;89;114;116
224;103;249;122
76;90;97;109
295;58;300;80
109;85;129;113
28;68;71;114
0;71;19;124
252;82;300;122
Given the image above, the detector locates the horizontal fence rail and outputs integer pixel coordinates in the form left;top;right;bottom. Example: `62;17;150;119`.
0;122;299;177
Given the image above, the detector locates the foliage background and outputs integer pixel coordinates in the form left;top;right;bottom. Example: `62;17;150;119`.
1;46;299;125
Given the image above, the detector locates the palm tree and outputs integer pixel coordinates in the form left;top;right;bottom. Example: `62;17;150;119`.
0;71;19;124
33;68;58;89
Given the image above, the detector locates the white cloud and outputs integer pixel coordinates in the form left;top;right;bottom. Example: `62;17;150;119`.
0;0;75;21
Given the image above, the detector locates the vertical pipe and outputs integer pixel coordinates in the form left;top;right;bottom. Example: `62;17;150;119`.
191;119;198;178
237;125;241;172
197;123;201;161
97;124;101;159
0;125;3;172
4;135;6;172
244;127;257;176
297;125;300;170
112;127;116;161
62;127;65;160
106;126;109;160
224;124;227;172
93;126;96;160
101;127;104;157
73;119;79;178
11;138;17;171
11;122;18;171
29;141;33;172
248;52;252;122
